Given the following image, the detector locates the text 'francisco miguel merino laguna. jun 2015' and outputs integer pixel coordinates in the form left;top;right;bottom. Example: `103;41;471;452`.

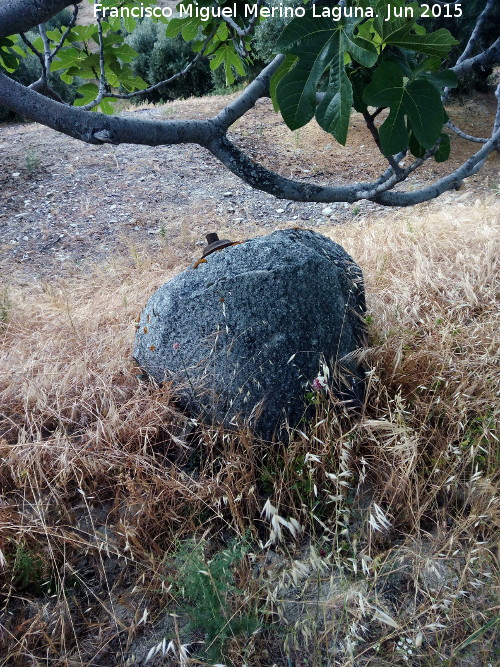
93;2;464;22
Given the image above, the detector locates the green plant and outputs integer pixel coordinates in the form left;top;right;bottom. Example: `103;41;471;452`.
167;538;258;663
0;287;10;327
24;147;40;173
126;18;213;104
12;543;47;594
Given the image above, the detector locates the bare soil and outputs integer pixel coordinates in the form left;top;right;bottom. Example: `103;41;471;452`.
0;92;498;281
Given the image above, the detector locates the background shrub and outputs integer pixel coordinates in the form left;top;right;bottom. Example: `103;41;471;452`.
125;19;213;104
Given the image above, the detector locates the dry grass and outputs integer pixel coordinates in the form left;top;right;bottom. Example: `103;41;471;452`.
0;198;498;666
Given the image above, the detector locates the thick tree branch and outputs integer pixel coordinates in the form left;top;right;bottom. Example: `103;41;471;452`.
494;82;500;138
2;67;498;207
0;71;214;145
0;0;498;209
0;0;79;39
206;134;375;202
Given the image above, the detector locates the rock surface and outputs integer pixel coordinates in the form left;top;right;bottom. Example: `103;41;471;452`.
133;229;366;439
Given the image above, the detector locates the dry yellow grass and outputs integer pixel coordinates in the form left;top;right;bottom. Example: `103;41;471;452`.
0;197;498;666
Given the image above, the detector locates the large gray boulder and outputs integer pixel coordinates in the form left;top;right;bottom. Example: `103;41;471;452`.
133;229;366;440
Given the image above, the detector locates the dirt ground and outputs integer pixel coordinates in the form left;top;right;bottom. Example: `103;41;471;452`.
0;92;498;281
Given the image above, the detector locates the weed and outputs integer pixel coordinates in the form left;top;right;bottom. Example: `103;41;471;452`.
0;286;10;328
149;538;258;664
12;544;47;594
24;148;40;173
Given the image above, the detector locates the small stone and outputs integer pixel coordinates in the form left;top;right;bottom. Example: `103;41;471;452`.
223;191;233;197
276;208;285;214
23;236;29;241
227;207;235;213
12;172;20;178
322;207;334;216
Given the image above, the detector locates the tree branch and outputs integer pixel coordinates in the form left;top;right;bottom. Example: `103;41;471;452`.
374;130;499;206
19;32;45;71
0;0;79;38
213;55;284;132
443;1;498;101
222;0;261;39
456;0;495;66
108;26;218;102
0;71;214;145
77;9;108;111
206;134;373;202
451;36;500;79
446;121;488;144
362;109;403;176
51;3;79;59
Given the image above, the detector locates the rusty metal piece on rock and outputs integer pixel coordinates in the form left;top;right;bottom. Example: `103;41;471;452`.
201;232;235;258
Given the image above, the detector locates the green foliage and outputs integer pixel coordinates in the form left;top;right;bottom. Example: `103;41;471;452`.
363;61;443;155
271;0;458;158
12;544;47;594
0;0;479;161
274;11;377;142
0;287;10;329
25;148;40;173
168;538;258;663
0;28;82;122
126;19;213;103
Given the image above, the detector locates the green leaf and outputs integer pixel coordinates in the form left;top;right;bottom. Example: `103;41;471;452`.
373;0;419;44
108;17;121;32
166;16;201;42
109;43;138;63
46;29;62;42
73;83;98;106
98;97;117;115
0;51;18;73
434;133;450;162
210;44;245;85
392;28;458;57
373;0;457;56
420;68;458;91
275;11;377;137
408;130;425;158
363;61;444;155
11;45;26;57
123;16;137;34
351;68;370;114
270;55;297;112
315;32;353;144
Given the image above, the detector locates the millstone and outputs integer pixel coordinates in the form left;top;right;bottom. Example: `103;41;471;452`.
133;228;366;440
